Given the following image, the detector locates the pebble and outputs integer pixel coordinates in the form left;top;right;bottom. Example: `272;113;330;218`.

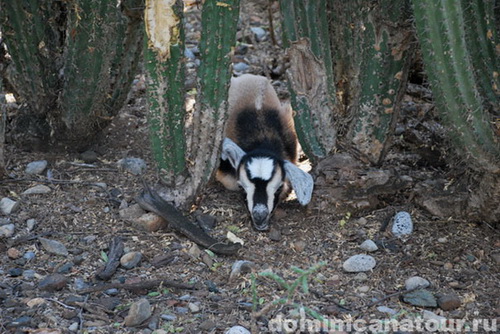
8;316;32;328
268;227;282;241
7;247;22;259
353;272;368;281
188;302;200;313
342;254;376;272
377;306;398;315
105;288;120;296
358;285;370;293
160;314;177;322
73;278;89;291
39;237;69;256
22;270;36;280
26;218;37;231
250;27;267;41
233;62;249;73
491;253;500;265
120;251;142;269
25;160;48;174
359;239;378;252
0;224;15;237
56;261;74;274
68;322;79;332
199;319;216;331
22;184;51;195
175;307;189;314
437;294;461;311
9;268;23;277
229;260;255;281
117;157;147;175
0;198;19;215
135;212;167;232
405;276;430;290
402;289;437;307
422;310;446;323
124;298;152;327
38;273;68;291
23;251;36;261
391;211;413;237
225;326;251;334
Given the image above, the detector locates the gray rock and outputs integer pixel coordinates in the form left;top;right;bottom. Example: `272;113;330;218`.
26;218;37;231
39;237;69;256
80;150;98;163
23;251;36;261
250;27;267;41
0;224;15;237
391;211;413;237
68;322;79;332
196;214;217;231
117;157;147;175
402;289;437;307
342;254;376;272
25;160;48;174
422;310;446;323
188;302;200;313
437;294;461;311
39;273;68;291
120;251;142;269
199;319;217;331
359;239;378;252
405;276;430;290
225;326;251;334
124;298;152;327
377;306;398;315
0;198;20;215
233;62;249;72
160;314;177;322
22;184;52;195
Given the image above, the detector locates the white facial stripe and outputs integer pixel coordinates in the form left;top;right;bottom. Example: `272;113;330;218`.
247;157;274;181
266;166;283;212
238;165;255;211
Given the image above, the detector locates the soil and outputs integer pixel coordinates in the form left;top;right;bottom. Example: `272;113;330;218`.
1;1;499;333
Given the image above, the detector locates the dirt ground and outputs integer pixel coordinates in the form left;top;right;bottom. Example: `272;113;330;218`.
1;1;500;334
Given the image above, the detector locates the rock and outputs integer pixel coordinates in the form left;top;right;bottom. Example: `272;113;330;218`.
199;319;216;331
233;62;249;73
117;157;147;175
188;302;200;313
80;150;98;163
22;270;36;280
0;198;19;215
402;289;437;308
69;322;79;332
120;251;142;269
8;316;32;328
250;27;267;41
26;298;47;308
39;273;68;291
491;253;500;265
7;248;21;259
25;160;47;174
124;298;152;327
119;203;146;220
391;211;413;237
229;260;255;281
360;239;378;252
22;184;52;195
358;285;370;293
342;254;376;272
23;251;36;261
353;272;368;281
196;214;217;231
225;326;251;334
377;306;398;315
160;314;177;322
422;310;447;323
135;212;167;232
268;227;282;241
437;294;461;311
151;253;175;267
8;268;23;277
0;224;15;237
26;218;37;231
39;237;69;256
405;276;430;290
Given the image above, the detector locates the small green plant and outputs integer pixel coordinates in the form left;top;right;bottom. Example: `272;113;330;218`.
100;251;109;263
339;212;352;228
251;262;328;324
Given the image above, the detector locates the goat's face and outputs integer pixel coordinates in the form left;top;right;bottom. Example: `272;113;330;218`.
237;155;285;231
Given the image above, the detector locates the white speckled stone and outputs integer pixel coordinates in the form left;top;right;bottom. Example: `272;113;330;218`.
360;239;378;252
225;326;251;334
391;211;413;237
343;254;376;272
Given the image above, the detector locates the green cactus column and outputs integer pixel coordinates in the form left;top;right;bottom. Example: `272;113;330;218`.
0;0;144;149
280;0;413;165
280;0;337;162
145;0;240;205
413;0;500;223
413;0;500;172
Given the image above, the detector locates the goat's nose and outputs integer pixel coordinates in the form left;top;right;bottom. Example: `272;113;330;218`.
252;204;269;231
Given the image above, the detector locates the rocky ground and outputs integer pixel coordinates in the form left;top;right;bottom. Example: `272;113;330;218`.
1;1;499;334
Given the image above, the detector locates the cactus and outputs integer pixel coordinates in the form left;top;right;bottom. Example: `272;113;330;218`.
0;0;144;149
145;0;240;205
413;0;500;172
280;0;413;164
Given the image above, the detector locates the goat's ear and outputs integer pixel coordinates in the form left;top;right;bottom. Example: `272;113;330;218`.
221;138;246;169
283;161;314;205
